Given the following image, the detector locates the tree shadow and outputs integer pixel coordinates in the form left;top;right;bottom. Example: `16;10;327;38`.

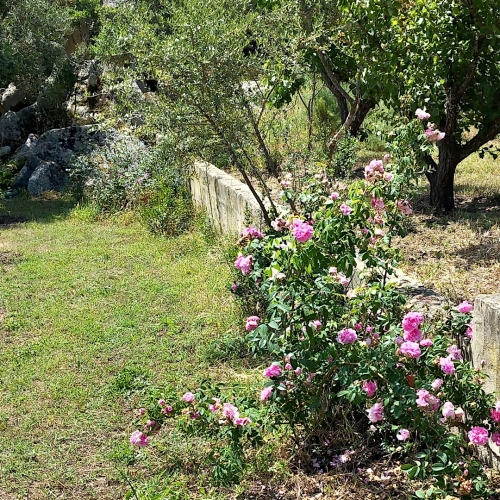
0;194;77;227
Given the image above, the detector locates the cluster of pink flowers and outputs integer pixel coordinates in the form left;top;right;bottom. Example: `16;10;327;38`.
292;219;314;243
270;217;287;232
240;226;263;241
402;312;424;341
208;398;251;426
158;399;173;414
490;402;500;423
364;158;393;183
234;253;253;275
245;315;260;331
329;267;350;287
263;363;282;378
182;391;195;403
362;380;377;398
337;328;357;344
425;123;445;142
260;386;273;401
440;401;455;422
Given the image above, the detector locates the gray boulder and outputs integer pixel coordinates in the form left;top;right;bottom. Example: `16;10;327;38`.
0;104;38;149
0;84;25;114
27;161;69;196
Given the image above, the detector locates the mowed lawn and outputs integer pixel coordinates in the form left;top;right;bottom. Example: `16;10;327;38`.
0;198;248;499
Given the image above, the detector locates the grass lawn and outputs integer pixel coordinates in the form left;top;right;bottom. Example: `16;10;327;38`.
0;196;255;499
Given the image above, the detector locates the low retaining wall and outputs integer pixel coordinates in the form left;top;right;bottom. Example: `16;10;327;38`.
190;161;265;234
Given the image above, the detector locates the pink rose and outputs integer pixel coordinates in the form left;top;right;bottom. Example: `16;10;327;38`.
468;426;489;446
339;203;352;216
457;301;473;313
263;363;282;378
397;429;410;441
292;219;314;243
245;315;260;331
260;386;273;401
431;378;443;390
337;328;357;344
400;341;421;359
415;108;431;120
182;392;195;403
240;227;263;240
402;312;424;332
396;200;413;215
330;191;340;200
234;417;251;426
441;401;455;421
404;328;423;342
234;254;252;275
222;403;240;422
420;339;433;347
362;380;377;398
446;345;462;360
440;356;455;375
367;402;384;423
130;430;149;447
492;432;500;446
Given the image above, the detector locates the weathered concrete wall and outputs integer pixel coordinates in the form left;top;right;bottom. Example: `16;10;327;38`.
190;161;265;235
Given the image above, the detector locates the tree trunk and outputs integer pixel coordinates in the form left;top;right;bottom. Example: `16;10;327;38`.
427;143;459;212
350;98;375;137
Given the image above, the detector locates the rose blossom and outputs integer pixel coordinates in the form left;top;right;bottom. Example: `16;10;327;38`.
446;345;462;360
457;301;473;313
367;402;384;423
182;392;195;403
234;417;251;426
245;316;260;331
400;341;421;359
441;401;455;421
260;386;273;401
396;200;413;215
468;426;489;446
310;319;322;331
402;312;424;332
490;402;500;423
292;219;314;243
222;403;240;422
440;356;456;375
404;328;423;342
397;429;410;441
420;339;433;347
466;323;473;339
415;108;431;120
263;363;282;378
339;203;353;216
130;430;148;447
330;191;340;200
362;380;377;398
492;433;500;446
234;254;252;275
295;367;302;375
416;389;440;411
431;378;443;390
337;328;357;344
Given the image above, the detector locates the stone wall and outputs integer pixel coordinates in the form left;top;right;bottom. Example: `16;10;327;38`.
190;161;265;235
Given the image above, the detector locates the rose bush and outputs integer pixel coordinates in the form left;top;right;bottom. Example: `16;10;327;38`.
129;117;498;497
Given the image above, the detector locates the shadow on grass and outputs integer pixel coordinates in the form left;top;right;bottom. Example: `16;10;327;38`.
0;194;77;227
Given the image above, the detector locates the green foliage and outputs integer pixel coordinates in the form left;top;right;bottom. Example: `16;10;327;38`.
328;132;357;179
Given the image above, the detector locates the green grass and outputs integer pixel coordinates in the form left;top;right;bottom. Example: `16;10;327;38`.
0;197;253;499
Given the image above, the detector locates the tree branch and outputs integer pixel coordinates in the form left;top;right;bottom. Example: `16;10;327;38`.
454;34;486;103
458;115;500;162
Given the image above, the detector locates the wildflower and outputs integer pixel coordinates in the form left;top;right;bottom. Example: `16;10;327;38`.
292;219;314;243
182;392;195;403
415;108;431;120
397;429;410;441
440;356;456;375
367;402;384;423
130;430;148;447
339;203;353;216
468;426;489;446
457;301;473;313
245;315;260;331
400;341;421;358
234;254;252;275
362;380;377;398
263;363;282;378
260;386;273;401
337;328;357;344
